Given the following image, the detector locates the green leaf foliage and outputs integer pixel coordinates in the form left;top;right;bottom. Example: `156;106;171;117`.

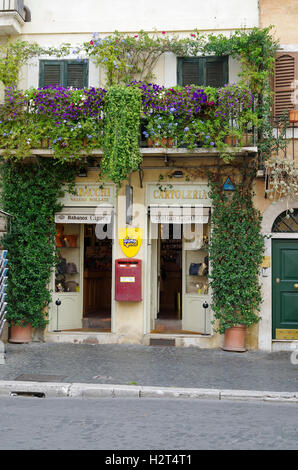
101;85;142;185
209;183;265;333
0;160;76;328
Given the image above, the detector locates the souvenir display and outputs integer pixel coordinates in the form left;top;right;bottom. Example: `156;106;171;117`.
185;223;209;295
55;224;80;293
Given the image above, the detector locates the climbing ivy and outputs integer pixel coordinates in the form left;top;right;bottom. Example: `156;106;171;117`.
208;178;265;334
101;85;142;185
0;160;76;328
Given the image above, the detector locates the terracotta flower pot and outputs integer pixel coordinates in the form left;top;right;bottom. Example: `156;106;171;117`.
167;138;174;148
40;138;49;149
222;325;246;352
225;136;238;146
289;109;298;123
9;323;32;343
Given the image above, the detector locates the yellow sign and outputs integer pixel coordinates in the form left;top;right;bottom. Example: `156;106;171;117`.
276;329;298;340
261;256;271;268
119;227;143;258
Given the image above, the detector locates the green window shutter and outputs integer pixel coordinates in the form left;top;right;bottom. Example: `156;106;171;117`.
177;56;228;87
39;61;63;87
39;60;89;88
65;61;88;89
205;57;228;87
178;58;201;87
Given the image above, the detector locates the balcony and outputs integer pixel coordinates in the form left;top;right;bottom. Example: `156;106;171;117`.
0;0;27;34
0;84;258;165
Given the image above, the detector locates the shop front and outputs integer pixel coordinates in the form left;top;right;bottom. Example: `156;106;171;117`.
48;183;116;334
145;183;214;341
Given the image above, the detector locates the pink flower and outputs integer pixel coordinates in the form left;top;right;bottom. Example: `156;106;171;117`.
161;31;166;34
134;35;138;38
89;40;94;45
190;33;196;37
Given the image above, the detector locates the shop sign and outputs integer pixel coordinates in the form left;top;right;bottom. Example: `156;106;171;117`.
58;183;115;207
119;227;143;258
150;206;209;224
55;212;112;224
147;184;210;206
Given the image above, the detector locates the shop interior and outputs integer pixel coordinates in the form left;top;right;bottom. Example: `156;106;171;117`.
83;224;112;331
55;223;112;331
152;221;209;334
155;224;183;332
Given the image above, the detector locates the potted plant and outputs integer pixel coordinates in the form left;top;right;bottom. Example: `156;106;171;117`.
209;185;265;352
9;321;32;343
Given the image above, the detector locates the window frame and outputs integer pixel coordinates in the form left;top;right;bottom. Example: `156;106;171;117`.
39;60;89;88
177;56;229;87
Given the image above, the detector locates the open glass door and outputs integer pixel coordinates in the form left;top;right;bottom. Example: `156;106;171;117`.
182;219;211;334
50;223;84;331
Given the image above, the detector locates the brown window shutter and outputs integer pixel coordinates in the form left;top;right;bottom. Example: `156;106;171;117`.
274;53;298;117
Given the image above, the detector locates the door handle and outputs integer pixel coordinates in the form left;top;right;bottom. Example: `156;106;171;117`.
294;283;298;289
276;278;280;284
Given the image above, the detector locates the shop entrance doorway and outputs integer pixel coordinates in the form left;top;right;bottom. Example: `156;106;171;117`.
154;224;183;332
83;224;112;331
149;219;211;335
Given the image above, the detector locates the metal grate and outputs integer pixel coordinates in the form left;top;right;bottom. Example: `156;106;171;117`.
149;338;176;347
272;209;298;233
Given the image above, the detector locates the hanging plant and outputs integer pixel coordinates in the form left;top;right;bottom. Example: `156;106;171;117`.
265;157;298;207
101;85;142;185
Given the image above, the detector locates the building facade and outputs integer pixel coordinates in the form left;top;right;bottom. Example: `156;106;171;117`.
0;0;297;352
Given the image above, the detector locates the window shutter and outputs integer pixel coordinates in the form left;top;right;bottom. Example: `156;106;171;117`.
274;53;297;117
177;56;228;87
206;58;225;87
180;60;201;87
39;60;88;88
65;62;87;89
40;62;62;87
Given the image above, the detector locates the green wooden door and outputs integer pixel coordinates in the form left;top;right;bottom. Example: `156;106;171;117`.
272;239;298;339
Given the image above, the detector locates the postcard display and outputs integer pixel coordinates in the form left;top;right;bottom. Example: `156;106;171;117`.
0;250;8;364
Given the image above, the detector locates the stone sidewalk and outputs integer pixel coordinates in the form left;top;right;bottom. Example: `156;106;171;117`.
0;342;297;394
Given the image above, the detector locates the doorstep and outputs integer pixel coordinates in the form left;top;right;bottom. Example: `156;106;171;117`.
272;340;298;352
45;331;118;345
144;333;214;348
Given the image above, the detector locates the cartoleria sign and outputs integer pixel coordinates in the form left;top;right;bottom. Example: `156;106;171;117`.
147;183;210;206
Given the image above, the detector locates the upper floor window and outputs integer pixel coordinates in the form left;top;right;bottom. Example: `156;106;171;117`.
274;53;298;118
177;56;228;88
39;60;89;88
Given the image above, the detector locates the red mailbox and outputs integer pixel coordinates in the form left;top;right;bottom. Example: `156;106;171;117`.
115;259;142;302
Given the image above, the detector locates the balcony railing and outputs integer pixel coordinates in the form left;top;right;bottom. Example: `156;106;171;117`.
272;116;297;162
0;0;24;19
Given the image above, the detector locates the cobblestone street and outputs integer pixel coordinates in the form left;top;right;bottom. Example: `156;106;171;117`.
0;342;297;392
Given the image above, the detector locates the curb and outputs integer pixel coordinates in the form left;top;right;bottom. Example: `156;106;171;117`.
0;380;297;403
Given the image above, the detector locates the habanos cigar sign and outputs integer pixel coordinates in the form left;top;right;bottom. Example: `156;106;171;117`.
119;227;143;258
